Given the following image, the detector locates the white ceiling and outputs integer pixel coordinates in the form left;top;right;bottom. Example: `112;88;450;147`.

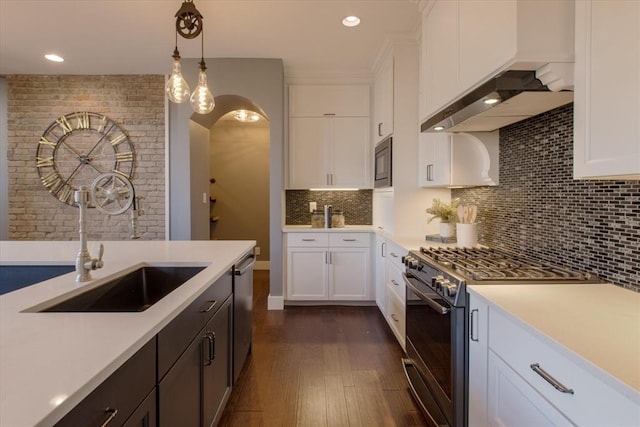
0;0;421;78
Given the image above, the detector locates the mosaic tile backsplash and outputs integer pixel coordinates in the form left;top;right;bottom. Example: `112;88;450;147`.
286;190;373;225
452;104;640;291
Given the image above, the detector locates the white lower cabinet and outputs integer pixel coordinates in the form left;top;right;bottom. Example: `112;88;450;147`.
286;232;371;301
487;350;573;427
468;290;640;427
377;238;407;350
374;234;386;312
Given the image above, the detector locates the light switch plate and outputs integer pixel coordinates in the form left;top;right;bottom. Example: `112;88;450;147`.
309;201;317;212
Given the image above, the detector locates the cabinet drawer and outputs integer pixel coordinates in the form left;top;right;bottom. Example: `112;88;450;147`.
386;260;405;302
385;285;406;349
287;232;329;247
55;339;156;427
385;240;407;270
329;232;371;247
489;309;639;426
157;270;233;380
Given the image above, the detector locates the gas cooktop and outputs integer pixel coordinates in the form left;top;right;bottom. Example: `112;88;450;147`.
415;246;600;284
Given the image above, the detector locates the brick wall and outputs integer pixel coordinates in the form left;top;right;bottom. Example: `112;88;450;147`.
452;104;640;291
6;75;165;241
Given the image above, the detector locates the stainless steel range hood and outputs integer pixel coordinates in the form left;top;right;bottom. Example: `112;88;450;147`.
421;69;574;133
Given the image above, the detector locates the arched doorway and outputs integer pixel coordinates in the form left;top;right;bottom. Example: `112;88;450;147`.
192;95;270;269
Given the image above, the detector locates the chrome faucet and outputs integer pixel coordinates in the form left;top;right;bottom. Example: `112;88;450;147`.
75;186;104;282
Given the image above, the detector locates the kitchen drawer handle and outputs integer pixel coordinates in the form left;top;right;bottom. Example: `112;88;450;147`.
391;279;400;287
470;309;479;342
530;363;574;394
390;252;398;258
301;238;316;242
200;300;218;313
203;332;216;366
390;313;399;322
100;408;118;427
343;238;357;242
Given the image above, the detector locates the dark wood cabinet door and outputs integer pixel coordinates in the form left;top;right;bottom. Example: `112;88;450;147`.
122;388;156;427
202;298;233;427
158;331;202;427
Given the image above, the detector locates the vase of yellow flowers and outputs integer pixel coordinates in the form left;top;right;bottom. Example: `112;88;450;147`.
425;198;460;238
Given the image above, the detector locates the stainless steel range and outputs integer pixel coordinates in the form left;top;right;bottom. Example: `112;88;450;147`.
401;246;599;427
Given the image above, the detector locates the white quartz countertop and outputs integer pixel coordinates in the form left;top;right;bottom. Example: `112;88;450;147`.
0;240;255;427
468;284;640;401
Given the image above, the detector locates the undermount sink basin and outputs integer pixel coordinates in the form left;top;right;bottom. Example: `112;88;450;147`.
39;265;206;312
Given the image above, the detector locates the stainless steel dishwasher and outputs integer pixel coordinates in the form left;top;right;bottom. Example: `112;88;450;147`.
232;250;255;384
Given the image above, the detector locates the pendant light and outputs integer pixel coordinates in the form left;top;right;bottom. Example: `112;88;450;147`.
165;0;215;114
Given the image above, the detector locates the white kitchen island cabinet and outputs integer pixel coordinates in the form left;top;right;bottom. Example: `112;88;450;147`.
286;231;371;302
419;0;574;124
468;286;640;427
288;84;371;189
573;0;640;179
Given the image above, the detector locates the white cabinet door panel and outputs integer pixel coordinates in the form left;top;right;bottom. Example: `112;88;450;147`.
487;351;573;427
331;117;370;188
574;0;640;179
328;248;370;300
289;118;329;188
287;248;327;300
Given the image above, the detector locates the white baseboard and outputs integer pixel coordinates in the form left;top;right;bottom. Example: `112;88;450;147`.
267;294;284;310
254;260;270;270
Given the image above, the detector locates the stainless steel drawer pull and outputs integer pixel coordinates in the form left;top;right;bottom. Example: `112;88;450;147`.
100;408;118;427
200;300;218;313
301;238;316;242
390;252;398;258
391;313;399;322
470;309;479;342
530;363;574;394
391;279;400;286
343;238;357;242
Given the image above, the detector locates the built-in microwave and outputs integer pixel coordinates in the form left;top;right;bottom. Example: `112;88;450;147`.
374;136;392;188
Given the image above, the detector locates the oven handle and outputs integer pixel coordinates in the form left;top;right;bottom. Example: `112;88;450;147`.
402;273;450;315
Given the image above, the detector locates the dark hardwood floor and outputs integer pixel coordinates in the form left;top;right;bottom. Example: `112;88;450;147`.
219;270;427;426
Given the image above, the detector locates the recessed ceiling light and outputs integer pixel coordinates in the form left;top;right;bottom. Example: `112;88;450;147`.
342;15;360;27
233;110;260;123
45;54;64;63
483;98;499;105
433;126;445;131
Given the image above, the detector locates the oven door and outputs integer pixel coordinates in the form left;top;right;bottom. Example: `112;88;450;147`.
402;271;466;427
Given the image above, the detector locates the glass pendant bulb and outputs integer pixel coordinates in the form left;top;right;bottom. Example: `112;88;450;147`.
190;61;215;114
165;51;190;104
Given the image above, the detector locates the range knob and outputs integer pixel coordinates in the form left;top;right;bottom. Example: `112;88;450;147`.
442;283;458;298
404;256;419;269
433;275;446;291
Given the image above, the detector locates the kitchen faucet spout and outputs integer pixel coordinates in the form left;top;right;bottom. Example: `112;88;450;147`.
75;186;104;282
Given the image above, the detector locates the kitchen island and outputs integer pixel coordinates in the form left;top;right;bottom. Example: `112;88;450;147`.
0;240;254;427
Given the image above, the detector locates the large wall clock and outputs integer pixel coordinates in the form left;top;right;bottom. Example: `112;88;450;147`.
35;112;135;206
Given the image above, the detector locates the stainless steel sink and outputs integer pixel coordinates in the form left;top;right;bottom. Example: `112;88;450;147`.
39;266;206;312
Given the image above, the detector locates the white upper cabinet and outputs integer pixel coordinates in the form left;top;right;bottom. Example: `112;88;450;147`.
288;85;371;189
573;1;640;179
419;0;574;123
418;131;499;188
373;51;394;144
289;85;369;117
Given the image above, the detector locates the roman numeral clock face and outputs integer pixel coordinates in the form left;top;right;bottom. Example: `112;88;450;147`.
36;112;135;206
